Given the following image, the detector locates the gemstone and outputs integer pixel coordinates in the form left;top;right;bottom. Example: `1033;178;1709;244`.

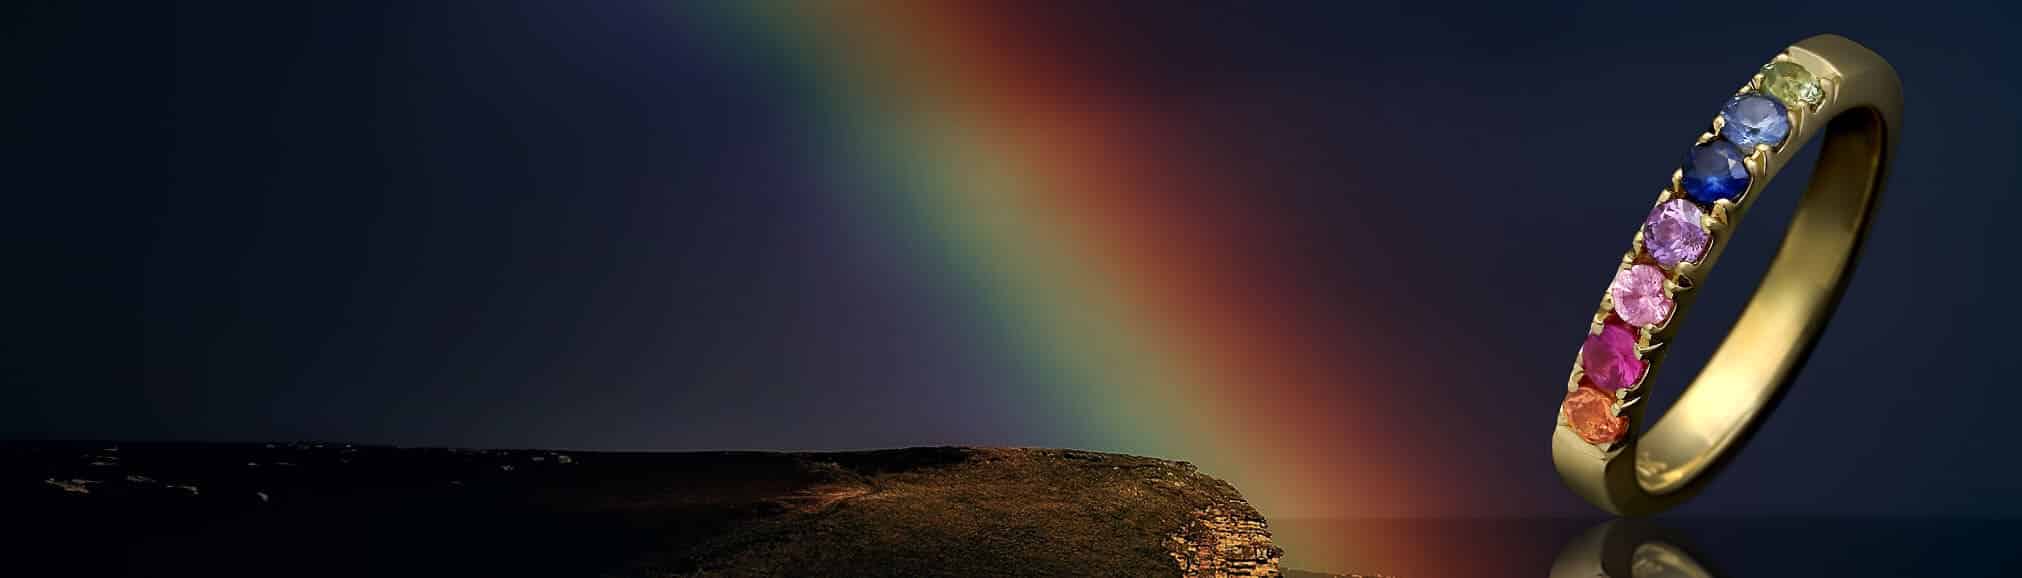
1642;199;1709;269
1721;94;1790;150
1680;140;1750;203
1580;316;1645;391
1609;264;1673;327
1562;385;1627;445
1761;61;1822;107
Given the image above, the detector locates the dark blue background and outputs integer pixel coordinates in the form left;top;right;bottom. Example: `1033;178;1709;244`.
6;1;2018;521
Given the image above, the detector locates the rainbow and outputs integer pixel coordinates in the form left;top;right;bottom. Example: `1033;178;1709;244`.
706;3;1489;572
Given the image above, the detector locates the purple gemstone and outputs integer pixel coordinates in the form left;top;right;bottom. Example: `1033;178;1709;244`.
1643;199;1709;269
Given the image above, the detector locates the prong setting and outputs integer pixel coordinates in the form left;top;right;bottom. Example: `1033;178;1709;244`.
1558;48;1837;447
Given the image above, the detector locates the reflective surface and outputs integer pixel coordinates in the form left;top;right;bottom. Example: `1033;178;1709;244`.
1273;518;2022;577
1551;520;1718;578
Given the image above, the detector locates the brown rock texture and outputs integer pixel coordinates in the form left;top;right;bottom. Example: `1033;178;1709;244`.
7;442;1284;577
1169;501;1282;576
669;447;1285;577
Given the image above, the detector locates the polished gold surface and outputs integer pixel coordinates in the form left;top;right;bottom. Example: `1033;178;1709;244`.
1550;520;1718;578
1552;34;1901;516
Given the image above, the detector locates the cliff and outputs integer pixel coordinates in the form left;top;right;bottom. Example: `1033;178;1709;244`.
6;442;1280;577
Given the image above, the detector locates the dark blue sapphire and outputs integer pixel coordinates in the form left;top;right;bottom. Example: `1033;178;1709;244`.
1680;140;1750;202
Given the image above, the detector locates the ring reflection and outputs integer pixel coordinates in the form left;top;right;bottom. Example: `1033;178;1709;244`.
1550;519;1716;578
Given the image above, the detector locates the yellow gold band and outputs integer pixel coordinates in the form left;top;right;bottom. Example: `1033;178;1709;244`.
1552;34;1901;516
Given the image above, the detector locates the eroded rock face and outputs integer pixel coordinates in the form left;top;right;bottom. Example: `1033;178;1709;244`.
6;443;1283;577
1170;503;1283;577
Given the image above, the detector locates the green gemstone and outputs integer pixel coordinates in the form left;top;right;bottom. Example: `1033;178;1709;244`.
1760;61;1822;107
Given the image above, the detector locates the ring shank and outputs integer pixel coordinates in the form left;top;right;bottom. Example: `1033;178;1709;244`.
1639;108;1889;494
1554;35;1901;515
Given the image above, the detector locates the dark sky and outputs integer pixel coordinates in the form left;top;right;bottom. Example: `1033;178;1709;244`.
7;1;2020;517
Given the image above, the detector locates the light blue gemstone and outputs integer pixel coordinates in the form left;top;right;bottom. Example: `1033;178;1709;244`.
1720;93;1790;150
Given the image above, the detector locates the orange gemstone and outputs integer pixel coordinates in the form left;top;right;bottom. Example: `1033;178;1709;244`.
1562;385;1627;445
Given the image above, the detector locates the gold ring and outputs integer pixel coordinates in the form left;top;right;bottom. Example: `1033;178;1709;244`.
1552;34;1900;516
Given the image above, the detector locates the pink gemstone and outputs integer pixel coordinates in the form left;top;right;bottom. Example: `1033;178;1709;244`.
1609;264;1673;327
1580;317;1646;391
1643;199;1709;269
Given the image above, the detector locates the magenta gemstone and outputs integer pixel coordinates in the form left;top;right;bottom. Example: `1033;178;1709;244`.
1581;317;1646;391
1609;264;1673;327
1643;199;1709;269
